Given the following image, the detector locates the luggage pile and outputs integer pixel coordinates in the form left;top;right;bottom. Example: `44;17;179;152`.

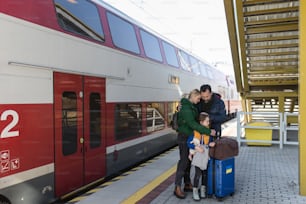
207;136;239;201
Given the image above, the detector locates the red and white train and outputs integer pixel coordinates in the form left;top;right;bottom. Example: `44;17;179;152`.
0;0;240;203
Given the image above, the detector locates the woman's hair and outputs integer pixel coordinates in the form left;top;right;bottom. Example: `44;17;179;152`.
188;89;200;99
199;112;209;122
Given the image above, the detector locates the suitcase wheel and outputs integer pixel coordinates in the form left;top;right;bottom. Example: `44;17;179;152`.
216;196;223;202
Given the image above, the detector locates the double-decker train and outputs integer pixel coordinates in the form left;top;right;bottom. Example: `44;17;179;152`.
0;0;240;203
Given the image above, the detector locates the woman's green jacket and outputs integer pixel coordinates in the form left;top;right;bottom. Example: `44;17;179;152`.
177;98;211;136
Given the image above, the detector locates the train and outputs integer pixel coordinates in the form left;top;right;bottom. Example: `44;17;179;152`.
0;0;241;203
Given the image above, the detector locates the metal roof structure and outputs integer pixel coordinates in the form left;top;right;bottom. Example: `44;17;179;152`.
224;0;299;116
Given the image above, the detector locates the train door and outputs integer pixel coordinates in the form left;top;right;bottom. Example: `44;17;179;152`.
54;72;106;196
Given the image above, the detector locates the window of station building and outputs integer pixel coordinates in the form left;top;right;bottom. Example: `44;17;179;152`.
140;30;162;62
146;103;165;133
107;12;140;54
54;0;104;42
178;50;191;71
89;93;101;148
162;41;179;68
189;56;200;75
114;103;142;140
167;102;179;127
62;92;78;156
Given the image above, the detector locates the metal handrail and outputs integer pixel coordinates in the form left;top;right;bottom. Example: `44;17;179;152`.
283;112;299;145
237;111;283;149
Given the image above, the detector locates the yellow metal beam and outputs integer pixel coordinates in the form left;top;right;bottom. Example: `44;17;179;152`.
235;0;249;91
244;6;299;17
248;57;298;63
223;0;243;92
244;91;298;98
249;65;298;70
247;43;298;50
300;0;306;196
248;79;298;86
249;68;298;75
247;51;299;57
246;35;299;43
244;0;298;6
278;95;285;113
245;17;298;26
246;23;298;34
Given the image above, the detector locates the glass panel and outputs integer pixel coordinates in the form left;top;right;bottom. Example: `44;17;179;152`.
107;12;140;54
162;41;179;67
189;56;200;75
89;93;101;148
140;30;162;62
178;50;191;71
146;103;165;132
54;0;104;41
206;66;214;79
114;103;142;140
199;63;208;77
168;102;179;126
62;92;78;156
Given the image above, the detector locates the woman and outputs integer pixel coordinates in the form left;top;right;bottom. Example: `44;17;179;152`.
174;89;215;199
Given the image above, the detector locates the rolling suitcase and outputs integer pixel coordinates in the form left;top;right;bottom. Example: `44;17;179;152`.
207;157;235;200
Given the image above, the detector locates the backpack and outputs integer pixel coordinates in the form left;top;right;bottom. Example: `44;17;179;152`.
170;111;179;131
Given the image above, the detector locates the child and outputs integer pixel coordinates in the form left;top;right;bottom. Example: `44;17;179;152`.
187;112;215;201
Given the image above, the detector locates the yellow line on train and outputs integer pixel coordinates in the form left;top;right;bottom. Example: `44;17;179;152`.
121;164;176;204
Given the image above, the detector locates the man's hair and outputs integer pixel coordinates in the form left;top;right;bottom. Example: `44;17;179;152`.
200;84;212;93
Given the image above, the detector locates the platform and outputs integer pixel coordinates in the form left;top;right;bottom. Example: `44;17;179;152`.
65;141;306;204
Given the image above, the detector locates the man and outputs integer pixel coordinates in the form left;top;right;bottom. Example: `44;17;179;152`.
195;84;226;136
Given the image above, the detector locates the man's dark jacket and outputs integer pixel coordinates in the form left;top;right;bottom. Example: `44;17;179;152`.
195;93;226;134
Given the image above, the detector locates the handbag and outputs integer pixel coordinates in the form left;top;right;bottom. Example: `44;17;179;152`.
191;144;209;170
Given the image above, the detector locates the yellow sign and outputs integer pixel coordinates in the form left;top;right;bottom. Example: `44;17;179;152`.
226;168;232;174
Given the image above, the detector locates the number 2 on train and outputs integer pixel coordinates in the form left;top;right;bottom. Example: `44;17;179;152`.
0;110;20;138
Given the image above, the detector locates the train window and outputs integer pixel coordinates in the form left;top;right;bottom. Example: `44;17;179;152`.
114;103;142;140
162;41;179;67
167;102;179;127
206;67;214;79
140;30;162;62
54;0;104;42
89;93;101;148
178;50;191;71
189;56;200;75
146;103;165;132
107;12;140;54
62;92;78;156
199;63;208;77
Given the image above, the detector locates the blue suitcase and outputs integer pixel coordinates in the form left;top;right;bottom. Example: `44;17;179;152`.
207;157;235;200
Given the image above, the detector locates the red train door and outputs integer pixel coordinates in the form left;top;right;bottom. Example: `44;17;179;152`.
83;76;106;184
54;72;106;196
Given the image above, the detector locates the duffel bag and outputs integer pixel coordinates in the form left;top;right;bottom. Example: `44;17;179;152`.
209;136;239;160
